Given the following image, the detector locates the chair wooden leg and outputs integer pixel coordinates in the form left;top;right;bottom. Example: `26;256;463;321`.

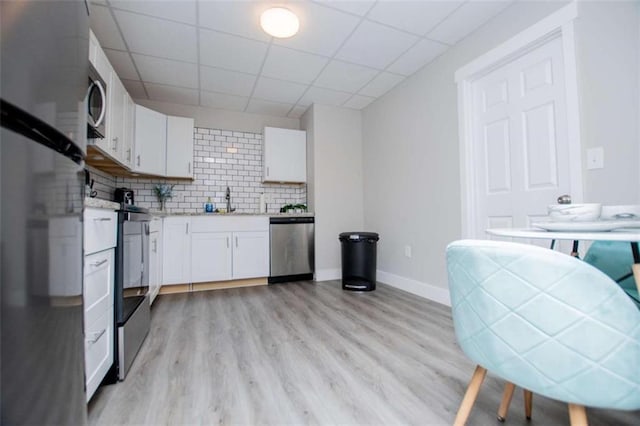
497;382;516;422
524;389;533;420
453;365;487;426
568;403;588;426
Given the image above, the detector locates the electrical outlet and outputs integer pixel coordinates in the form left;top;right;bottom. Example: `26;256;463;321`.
404;245;412;258
586;147;604;170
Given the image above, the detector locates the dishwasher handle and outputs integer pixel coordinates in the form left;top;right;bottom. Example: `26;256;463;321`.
270;216;314;224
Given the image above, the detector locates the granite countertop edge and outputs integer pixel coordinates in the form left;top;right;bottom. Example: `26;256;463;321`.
85;198;120;210
151;211;314;218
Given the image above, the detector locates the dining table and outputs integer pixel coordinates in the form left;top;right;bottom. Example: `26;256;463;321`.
486;225;640;296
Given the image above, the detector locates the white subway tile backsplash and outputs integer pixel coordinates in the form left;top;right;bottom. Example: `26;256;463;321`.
90;127;306;214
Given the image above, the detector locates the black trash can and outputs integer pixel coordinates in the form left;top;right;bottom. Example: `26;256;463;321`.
339;232;379;291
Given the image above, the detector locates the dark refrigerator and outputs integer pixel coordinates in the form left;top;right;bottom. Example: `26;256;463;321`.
1;1;90;424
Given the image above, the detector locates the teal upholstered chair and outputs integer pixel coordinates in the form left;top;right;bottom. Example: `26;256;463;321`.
584;241;640;308
446;240;640;425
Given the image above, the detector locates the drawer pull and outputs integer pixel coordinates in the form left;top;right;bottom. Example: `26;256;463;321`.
87;328;106;346
93;217;112;222
91;259;108;267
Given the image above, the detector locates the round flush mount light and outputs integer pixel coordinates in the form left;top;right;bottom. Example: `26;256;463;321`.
260;7;299;38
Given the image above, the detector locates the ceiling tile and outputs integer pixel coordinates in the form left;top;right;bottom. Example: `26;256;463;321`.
121;79;148;100
89;4;126;50
104;49;139;80
198;1;271;42
313;0;376;17
133;54;198;88
288;105;309;119
252;77;308;104
314;60;378;93
298;86;351;107
335;20;418;70
427;1;512;45
199;66;257;97
246;99;293;117
343;94;376;110
146;83;199;105
199;28;268;74
366;1;463;36
201;91;247;112
274;2;360;56
114;10;197;62
109;0;197;25
387;38;448;76
261;46;329;84
359;72;405;98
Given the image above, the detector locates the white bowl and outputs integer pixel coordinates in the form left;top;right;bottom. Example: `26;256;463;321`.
600;205;640;220
547;203;601;222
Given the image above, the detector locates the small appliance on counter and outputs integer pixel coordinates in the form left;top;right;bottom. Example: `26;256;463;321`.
115;187;135;205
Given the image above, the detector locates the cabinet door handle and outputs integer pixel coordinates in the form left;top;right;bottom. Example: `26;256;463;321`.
137;155;141;166
235;236;238;248
185;223;189;234
153;239;157;253
188;162;191;174
91;258;108;267
93;217;112;222
112;137;118;150
127;148;131;161
87;328;106;346
266;166;269;177
226;236;229;248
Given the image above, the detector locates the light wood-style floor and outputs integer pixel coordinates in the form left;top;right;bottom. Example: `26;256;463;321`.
88;281;638;425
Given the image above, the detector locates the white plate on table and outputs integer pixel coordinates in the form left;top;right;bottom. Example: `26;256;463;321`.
532;220;640;232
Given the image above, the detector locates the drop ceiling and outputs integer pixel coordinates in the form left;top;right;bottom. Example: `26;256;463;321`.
90;0;514;118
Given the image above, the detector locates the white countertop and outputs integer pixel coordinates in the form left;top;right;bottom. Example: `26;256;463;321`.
487;227;640;241
85;198;120;210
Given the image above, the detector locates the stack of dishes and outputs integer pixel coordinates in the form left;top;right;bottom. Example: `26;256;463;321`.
533;203;640;231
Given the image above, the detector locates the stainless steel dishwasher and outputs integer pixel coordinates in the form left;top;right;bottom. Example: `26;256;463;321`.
269;216;314;283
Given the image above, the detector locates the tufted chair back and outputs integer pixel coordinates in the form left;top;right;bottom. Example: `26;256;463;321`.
584;240;640;308
446;240;640;411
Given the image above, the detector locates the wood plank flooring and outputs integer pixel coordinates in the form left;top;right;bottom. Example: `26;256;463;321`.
88;281;638;425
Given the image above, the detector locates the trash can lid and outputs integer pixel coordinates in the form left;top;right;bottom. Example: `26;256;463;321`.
339;232;379;242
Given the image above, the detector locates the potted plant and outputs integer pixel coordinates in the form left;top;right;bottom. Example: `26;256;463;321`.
154;183;174;211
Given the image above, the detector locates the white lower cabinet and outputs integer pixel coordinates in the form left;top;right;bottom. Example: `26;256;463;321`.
83;208;117;402
163;216;269;285
149;218;163;304
191;232;232;282
162;217;191;285
232;231;270;279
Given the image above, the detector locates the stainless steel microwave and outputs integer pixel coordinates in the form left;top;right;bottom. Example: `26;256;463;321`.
87;63;106;139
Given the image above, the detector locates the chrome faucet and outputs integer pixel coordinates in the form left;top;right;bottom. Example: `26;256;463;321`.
225;186;231;213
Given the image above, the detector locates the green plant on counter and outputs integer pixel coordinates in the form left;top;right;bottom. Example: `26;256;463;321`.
154;184;174;210
280;203;307;213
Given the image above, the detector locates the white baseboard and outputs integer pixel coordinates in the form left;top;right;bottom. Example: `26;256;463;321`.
377;270;451;307
314;268;341;282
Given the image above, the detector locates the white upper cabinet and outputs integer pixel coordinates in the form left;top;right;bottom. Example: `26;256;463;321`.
122;93;135;168
166;116;194;179
134;105;167;176
263;127;307;183
108;73;126;162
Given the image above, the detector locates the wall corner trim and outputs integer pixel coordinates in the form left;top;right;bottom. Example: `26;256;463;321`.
377;270;452;307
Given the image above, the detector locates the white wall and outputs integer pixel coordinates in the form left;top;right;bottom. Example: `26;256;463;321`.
302;104;364;280
574;1;640;204
136;99;300;134
362;1;591;302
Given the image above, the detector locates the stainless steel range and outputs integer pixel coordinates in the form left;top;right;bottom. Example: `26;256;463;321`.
108;204;151;381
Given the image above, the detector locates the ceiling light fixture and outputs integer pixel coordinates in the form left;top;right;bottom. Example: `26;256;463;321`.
260;7;299;38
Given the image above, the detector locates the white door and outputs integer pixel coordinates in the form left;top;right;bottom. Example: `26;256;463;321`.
471;36;570;237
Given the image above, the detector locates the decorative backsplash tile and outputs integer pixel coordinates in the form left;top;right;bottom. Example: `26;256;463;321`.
88;127;306;214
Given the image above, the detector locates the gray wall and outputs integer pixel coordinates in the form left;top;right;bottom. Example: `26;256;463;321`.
302;104;364;279
361;1;639;297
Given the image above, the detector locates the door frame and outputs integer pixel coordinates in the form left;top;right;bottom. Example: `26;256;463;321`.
455;2;583;238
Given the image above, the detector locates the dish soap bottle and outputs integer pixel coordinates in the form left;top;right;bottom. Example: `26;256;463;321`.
204;197;214;213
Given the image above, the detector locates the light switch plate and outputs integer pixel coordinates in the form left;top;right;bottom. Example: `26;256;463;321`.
404;245;412;258
586;147;604;170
